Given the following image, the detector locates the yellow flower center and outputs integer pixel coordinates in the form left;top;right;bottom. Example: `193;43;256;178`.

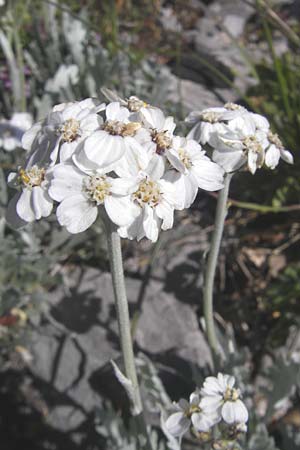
59;118;80;142
83;175;111;204
268;131;283;149
151;130;172;155
243;135;263;154
133;179;161;207
186;404;201;418
199;111;221;123
223;387;240;402
18;166;45;189
102;120;141;137
224;102;243;111
178;147;192;169
127;96;147;112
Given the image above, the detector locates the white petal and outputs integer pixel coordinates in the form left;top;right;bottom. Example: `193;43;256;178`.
83;132;125;168
187;123;202;142
80;114;101;133
106;102;129;121
104;196;139;227
191;160;224;191
22;122;41;150
221;400;248;424
166;149;186;173
162;171;185;210
202;376;223;395
16;189;36;222
217;373;233;391
200;395;222;414
251;113;270;131
164;116;176;134
59;140;81;162
212;149;245;173
146;154;166;180
178;399;189;411
125;136;149;171
57;195;98;233
189;392;200;406
181;174;198;209
143;205;160;242
119;209;144;241
165;412;190;437
49;164;83;201
31;186;53;219
265;145;280;169
115;138;149;177
248;150;258;174
191;412;216;432
155;200;174;230
109;177;139;195
140;107;165;129
280;148;294;164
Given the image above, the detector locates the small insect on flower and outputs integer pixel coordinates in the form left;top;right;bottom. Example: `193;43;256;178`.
6;164;53;225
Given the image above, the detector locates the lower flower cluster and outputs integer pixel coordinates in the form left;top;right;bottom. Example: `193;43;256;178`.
165;373;248;442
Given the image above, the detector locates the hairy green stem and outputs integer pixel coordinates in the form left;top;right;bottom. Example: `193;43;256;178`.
104;219;152;449
203;173;233;366
106;222;143;412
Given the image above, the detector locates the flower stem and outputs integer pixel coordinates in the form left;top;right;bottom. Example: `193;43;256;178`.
203;172;233;366
106;222;143;412
104;218;152;449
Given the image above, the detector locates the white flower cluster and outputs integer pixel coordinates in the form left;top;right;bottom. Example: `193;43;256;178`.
165;373;248;438
186;103;294;174
6;95;224;241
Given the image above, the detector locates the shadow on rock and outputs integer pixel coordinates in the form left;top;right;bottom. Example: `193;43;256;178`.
51;289;102;333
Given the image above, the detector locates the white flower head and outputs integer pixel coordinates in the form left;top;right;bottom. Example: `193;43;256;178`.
6;163;53;227
0;113;33;151
76;101;148;174
201;373;248;425
135;106;182;175
186;103;251;145
211;113;270;174
23;98;103;166
165;392;219;438
265;130;294;169
48;162;137;234
117;159;177;242
165;136;224;209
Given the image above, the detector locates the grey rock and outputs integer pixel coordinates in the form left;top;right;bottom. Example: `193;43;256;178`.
136;281;212;367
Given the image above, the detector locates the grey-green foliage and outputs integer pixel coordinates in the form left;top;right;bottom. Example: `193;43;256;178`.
95;403;167;450
247;424;280;450
263;355;300;420
279;423;300;450
21;2;172;119
95;355;180;450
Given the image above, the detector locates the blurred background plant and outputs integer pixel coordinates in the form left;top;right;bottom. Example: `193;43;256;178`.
0;0;299;449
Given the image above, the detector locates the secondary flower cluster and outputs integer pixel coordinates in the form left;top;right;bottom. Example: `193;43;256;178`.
186;103;294;174
6;93;293;241
6;94;224;241
165;373;248;439
0;113;32;151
